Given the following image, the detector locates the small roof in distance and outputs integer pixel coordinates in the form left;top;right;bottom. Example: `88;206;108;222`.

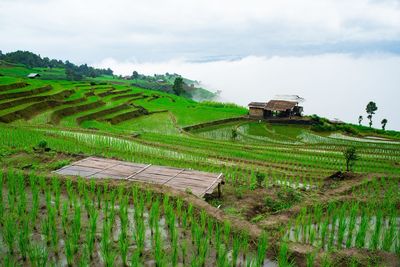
27;73;40;78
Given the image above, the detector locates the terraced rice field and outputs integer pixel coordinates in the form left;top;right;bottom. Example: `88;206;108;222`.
0;71;399;266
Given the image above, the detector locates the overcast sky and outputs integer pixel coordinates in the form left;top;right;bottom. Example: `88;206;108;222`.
1;0;400;129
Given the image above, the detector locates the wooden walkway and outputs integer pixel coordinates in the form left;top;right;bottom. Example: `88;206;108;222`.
54;157;223;198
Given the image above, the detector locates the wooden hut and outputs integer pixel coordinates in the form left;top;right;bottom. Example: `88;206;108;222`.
248;98;303;119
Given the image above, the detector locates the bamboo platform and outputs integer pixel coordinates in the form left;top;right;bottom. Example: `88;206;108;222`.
54;157;224;198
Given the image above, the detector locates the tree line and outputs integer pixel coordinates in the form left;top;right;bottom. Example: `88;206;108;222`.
0;50;113;80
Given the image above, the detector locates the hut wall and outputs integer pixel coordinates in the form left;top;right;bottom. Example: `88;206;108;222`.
249;107;264;118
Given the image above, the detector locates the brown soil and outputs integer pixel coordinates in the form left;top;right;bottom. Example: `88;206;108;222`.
0;82;29;92
106;105;149;125
76;102;132;125
50;100;106;124
0;89;74;110
0;85;52;101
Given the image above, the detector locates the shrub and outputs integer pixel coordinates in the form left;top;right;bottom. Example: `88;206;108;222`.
38;140;47;149
264;187;302;212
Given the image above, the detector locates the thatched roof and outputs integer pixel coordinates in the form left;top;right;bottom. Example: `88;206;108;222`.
248;102;266;108
265;100;297;111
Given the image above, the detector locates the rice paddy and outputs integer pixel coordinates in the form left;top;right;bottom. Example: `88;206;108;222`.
0;68;399;266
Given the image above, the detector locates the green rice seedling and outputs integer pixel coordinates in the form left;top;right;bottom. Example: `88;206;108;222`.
71;203;82;254
65;237;74;267
336;206;347;249
38;174;47;194
135;218;145;256
79;245;90;267
131;249;141;267
396;228;400;255
306;250;317;267
309;226;316;246
207;217;214;245
181;238;187;265
188;203;194;226
4;214;16;254
83;189;92;219
217;244;227;267
246;256;254;267
319;218;329;249
16;175;27;217
7;175;16;212
328;212;337;250
52;177;61;214
382;214;396;252
241;232;249;264
215;223;222;258
96;185;102;209
321;254;332;267
172;229;179;267
223;220;231;245
182;210;188;232
154;225;165;267
119;232;129;267
18;216;30;261
29;244;49;267
355;209;369;248
200;209;207;231
278;241;293;267
176;197;183;222
198;236;209;266
192;222;202;255
61;201;69;234
370;209;383;250
88;207;98;251
101;220;112;264
41;213;51;246
149;198;160;236
3;254;17;267
49;206;59;254
145;190;152;208
346;203;358;248
77;177;85;197
256;231;268;267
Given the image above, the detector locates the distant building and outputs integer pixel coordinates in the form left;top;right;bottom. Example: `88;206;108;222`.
27;73;40;78
248;96;304;119
329;118;344;124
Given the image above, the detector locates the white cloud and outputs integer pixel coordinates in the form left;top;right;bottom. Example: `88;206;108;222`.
1;0;399;61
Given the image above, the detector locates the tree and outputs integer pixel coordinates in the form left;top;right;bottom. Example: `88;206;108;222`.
367;114;372;127
366;101;377;128
358;115;363;126
131;71;139;80
172;77;184;96
343;146;358;172
381;119;388;131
